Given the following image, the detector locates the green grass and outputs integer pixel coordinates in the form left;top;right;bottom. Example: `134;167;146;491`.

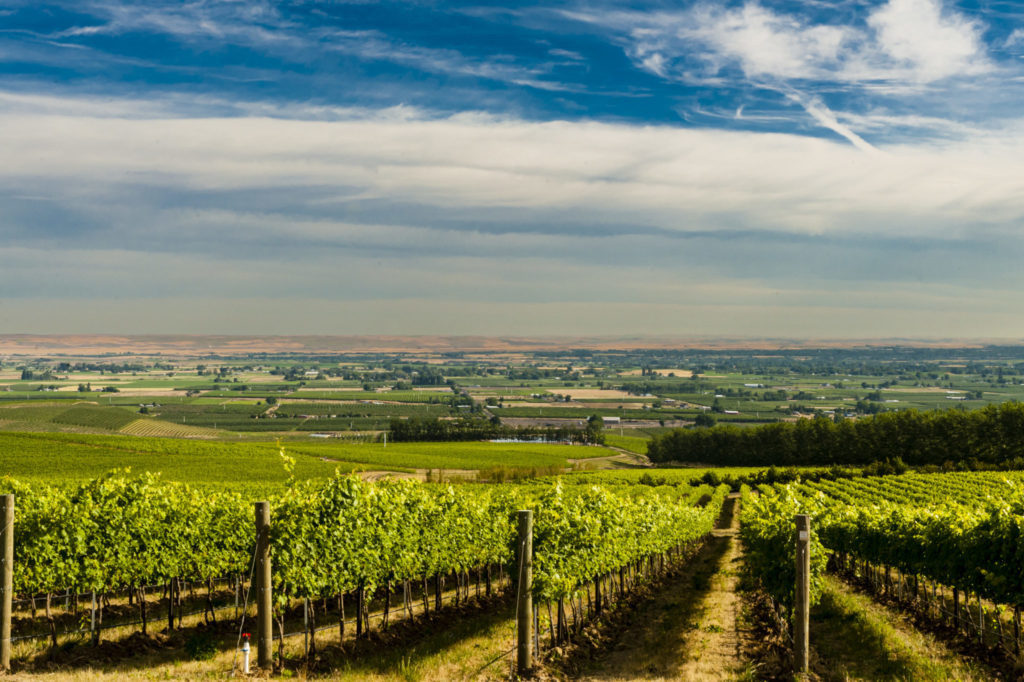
50;405;139;430
0;431;361;487
280;440;607;470
810;575;993;681
151;402;458;432
0;432;603;486
603;433;651;454
0;404;74;422
0;403;140;432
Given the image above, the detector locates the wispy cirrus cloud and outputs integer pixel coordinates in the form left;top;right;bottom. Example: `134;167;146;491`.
1004;28;1024;49
35;0;578;93
564;0;1002;147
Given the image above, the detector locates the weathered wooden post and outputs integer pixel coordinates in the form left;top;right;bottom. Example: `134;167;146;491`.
794;514;810;675
953;586;960;631
255;501;273;670
516;509;533;676
0;494;13;672
90;591;97;645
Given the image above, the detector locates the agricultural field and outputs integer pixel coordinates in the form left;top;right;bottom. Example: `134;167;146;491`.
597;432;651;454
5;344;1024;442
1;344;1024;678
0;431;610;487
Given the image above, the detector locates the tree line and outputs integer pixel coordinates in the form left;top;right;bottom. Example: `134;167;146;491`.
388;417;604;444
647;403;1024;467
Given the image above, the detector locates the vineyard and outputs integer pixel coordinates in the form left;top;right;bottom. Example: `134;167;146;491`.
119;418;224;438
0;469;730;677
2;454;1024;679
741;470;1024;671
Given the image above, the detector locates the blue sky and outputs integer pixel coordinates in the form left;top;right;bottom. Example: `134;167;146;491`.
1;0;1024;337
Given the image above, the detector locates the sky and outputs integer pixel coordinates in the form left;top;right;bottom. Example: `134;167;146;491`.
1;0;1024;338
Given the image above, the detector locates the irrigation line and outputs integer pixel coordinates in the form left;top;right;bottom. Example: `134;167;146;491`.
273;583;481;641
11;601;244;643
228;543;259;677
11;576;237;608
12;577;513;647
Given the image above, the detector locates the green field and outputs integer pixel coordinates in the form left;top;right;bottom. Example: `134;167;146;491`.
0;431;607;485
280;440;607;470
0;402;141;433
602;432;652;454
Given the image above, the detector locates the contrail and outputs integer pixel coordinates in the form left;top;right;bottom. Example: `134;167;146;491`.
785;89;880;153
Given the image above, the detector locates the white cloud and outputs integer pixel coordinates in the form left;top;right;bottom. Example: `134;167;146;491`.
2;91;1024;240
3;92;1024;335
781;89;879;152
1004;29;1024;49
600;0;991;86
865;0;989;82
572;0;997;146
686;3;852;81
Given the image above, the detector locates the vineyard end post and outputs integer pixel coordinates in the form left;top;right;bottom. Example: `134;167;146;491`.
516;509;534;676
0;494;12;672
794;514;810;675
255;501;273;670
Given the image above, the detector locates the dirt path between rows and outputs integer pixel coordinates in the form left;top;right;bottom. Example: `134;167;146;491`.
580;494;753;681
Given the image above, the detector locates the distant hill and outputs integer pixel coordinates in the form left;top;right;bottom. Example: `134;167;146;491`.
0;333;1016;357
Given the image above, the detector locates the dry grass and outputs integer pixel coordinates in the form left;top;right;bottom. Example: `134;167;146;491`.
10;582;519;681
809;575;997;682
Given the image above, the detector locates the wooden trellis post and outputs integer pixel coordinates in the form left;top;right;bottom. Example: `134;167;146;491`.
516;510;533;676
255;501;273;669
0;494;13;672
794;514;810;675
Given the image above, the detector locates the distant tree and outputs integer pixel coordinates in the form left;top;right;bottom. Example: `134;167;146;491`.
694;412;717;428
585;415;605;443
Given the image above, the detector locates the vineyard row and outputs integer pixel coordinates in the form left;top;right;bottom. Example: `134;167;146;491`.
0;471;729;671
